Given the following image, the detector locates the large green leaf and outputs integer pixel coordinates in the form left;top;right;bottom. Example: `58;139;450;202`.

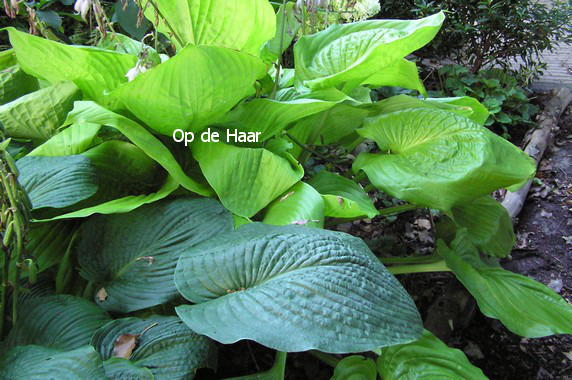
353;109;536;211
309;171;378;219
0;81;81;143
294;13;444;90
6;27;136;107
0;48;17;69
17;155;98;210
114;45;266;136
103;358;154;380
332;356;377;380
263;181;324;228
438;234;572;338
377;330;487;379
28;122;101;157
363;59;426;96
193;141;303;218
92;316;218;379
447;196;514;258
64;101;213;197
0;64;38;105
78;198;233;313
1;295;111;351
367;94;490;125
175;223;422;353
221;89;350;141
0;345;107;380
142;0;275;55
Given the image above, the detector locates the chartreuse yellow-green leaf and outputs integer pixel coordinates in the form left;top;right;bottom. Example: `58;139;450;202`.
294;12;444;90
363;59;427;96
0;64;38;105
332;356;377;380
447;196;515;258
309;171;378;219
78;198;232;313
221;88;350;141
367;94;490;125
377;330;487;379
263;181;325;228
113;44;266;135
143;0;275;55
193;141;304;218
92;315;217;379
0;81;80;143
6;27;136;107
64;101;213;197
353;109;535;211
175;223;423;353
29;121;101;157
0;345;107;380
438;232;572;338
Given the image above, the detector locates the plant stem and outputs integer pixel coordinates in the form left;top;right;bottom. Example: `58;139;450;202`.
146;0;184;48
363;183;375;192
380;252;440;265
309;350;339;367
271;0;288;99
388;260;451;275
298;109;331;164
272;351;287;379
285;132;333;162
0;245;9;339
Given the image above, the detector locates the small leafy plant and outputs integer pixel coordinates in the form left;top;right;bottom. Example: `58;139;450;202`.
431;64;540;138
0;1;571;379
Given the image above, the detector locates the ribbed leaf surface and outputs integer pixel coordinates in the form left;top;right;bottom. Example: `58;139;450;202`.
113;44;266;135
263;182;325;228
354;109;536;210
0;81;80;142
92;316;217;379
78;198;233;313
0;64;38;105
0;345;107;380
175;223;422;353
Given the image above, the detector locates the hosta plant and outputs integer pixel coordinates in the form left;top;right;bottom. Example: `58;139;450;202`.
0;0;571;379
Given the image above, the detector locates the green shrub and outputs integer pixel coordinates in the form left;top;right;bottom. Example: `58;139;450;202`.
378;0;572;78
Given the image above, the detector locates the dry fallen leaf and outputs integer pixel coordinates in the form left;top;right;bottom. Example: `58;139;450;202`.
96;287;108;302
113;333;139;359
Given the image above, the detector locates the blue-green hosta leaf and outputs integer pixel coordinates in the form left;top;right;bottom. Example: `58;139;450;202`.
364;59;426;96
17;155;98;210
332;356;377;380
1;295;111;351
309;171;378;219
368;94;490;125
353;109;536;211
113;44;265;135
263;181;325;228
175;223;422;353
294;13;444;90
142;0;275;55
0;64;38;105
221;89;350;141
64;101;213;197
0;81;80;142
438;234;572;338
92;316;218;379
29;122;101;157
448;196;514;258
193;141;303;218
6;27;136;107
0;345;107;380
261;1;301;63
78;198;233;313
377;330;487;379
103;358;154;380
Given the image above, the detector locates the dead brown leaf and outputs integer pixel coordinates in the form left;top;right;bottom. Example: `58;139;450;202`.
96;287;108;302
113;333;139;359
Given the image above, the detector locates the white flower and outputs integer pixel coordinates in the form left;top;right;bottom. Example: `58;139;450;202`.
74;0;92;20
125;60;148;82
